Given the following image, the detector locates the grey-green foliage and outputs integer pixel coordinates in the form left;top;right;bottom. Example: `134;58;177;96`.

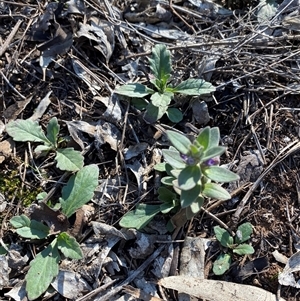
213;222;255;275
115;44;215;123
6;117;84;172
119;127;239;230
9;164;99;300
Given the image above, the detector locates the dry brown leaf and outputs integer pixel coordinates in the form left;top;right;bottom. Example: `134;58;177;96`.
158;276;286;301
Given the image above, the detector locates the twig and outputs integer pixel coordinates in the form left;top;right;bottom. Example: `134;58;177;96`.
232;140;300;223
0;19;22;57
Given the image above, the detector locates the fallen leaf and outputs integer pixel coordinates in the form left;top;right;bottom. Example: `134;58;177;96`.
158;276;286;301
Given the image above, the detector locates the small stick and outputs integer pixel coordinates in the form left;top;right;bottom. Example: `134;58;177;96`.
0;19;22;57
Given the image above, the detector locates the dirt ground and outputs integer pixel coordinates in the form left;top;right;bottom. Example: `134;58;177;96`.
1;0;300;300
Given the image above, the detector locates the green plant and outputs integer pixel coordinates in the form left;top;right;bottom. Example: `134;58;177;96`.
119;127;239;230
213;222;255;275
6;117;83;172
10;164;99;300
115;44;215;123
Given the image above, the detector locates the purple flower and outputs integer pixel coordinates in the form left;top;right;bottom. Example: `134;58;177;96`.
180;154;197;165
203;157;220;166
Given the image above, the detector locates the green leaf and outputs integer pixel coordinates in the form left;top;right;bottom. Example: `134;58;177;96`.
131;98;148;110
154;162;166;172
55;148;84;172
160;197;178;214
46;117;59;148
166;108;183;123
178;166;201;190
119;204;161;229
60;164;99;218
172;79;215;95
201;146;226;161
158;187;176;203
214;225;233;247
161;176;176;186
150;92;172;107
10;215;30;228
0;245;8;255
213;253;231;275
166;131;192;155
235;222;253;244
203;166;240;183
144;102;168;123
233;244;255;255
209;127;220;148
6;119;50;144
34;144;53;154
10;215;49;239
180;184;201;208
162;149;186;169
25;240;60;300
148;44;171;87
196;127;210;150
115;83;154;98
202;183;231;200
189;196;204;214
57;232;83;259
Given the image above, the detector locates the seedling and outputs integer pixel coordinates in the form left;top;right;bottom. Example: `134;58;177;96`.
213;222;255;275
119;127;240;230
6;117;84;172
115;44;215;123
10;164;99;300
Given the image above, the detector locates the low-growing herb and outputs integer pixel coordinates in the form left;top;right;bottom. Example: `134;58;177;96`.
6;117;84;172
115;44;215;123
119;126;239;230
10;164;99;300
213;222;255;275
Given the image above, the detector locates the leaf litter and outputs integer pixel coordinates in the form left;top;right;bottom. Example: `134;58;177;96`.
1;0;300;300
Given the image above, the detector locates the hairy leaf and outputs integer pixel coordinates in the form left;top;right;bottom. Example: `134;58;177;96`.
203;166;240;182
46;117;60;148
60;164;99;218
144;102;168;123
173;79;215;95
148;44;171;88
166;108;183;123
150;92;172;107
213;253;231;275
178;165;201;190
235;222;253;244
214;225;233;247
6;119;50;144
161;176;176;186
166;131;191;155
208;127;220;148
180;184;201;208
158;187;176;203
233;244;255;255
196;127;210;150
202;183;231;200
25;240;60;300
57;232;83;259
162;149;186;169
189;196;204;214
115;83;154;98
55;148;84;171
201;146;226;161
10;215;49;239
119;204;161;229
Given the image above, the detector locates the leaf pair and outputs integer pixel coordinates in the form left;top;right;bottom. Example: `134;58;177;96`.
6;118;84;172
